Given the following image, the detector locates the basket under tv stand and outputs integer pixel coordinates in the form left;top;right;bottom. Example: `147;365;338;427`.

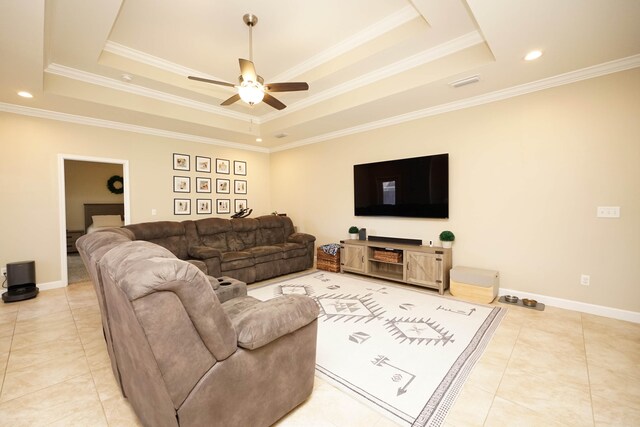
339;239;452;295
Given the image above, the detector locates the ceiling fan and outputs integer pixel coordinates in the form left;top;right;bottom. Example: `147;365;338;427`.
188;13;309;110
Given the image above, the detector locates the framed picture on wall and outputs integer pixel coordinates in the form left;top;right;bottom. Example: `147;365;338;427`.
196;199;212;215
216;158;230;174
216;178;230;194
234;199;248;213
173;153;190;171
173;176;190;193
234;180;247;194
174;198;191;215
234;160;247;176
216;199;230;214
195;156;211;173
196;177;212;193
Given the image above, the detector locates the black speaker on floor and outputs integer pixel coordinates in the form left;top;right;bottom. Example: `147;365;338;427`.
2;260;38;303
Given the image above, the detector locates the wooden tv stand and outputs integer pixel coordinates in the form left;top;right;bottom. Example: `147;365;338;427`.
339;239;452;294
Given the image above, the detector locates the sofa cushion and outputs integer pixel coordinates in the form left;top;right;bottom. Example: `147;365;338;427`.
274;242;308;259
225;218;257;251
248;246;283;263
125;221;189;260
256;215;286;245
194;218;231;251
221;251;254;270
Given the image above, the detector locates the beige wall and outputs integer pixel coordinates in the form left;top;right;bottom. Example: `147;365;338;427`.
1;68;638;313
0;116;270;284
64;160;124;231
270;69;640;312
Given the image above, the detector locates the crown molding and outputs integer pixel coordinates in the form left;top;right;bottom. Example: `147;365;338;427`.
0;102;269;153
103;41;229;84
4;55;637;155
261;31;485;123
45;63;256;123
269;5;420;83
271;54;640;152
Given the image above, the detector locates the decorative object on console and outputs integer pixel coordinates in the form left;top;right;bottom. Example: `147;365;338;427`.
358;227;367;240
439;230;455;248
348;226;359;240
106;175;124;194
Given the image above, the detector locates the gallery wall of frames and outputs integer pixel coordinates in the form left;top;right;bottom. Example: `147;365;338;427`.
172;153;248;216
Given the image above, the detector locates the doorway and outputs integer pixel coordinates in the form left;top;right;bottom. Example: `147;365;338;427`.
58;154;130;286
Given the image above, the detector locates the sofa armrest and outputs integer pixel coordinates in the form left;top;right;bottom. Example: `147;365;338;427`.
288;232;316;245
232;295;319;350
188;245;222;260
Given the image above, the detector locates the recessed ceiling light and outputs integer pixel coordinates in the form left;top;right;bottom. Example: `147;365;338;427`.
256;137;263;142
17;91;33;98
524;50;543;61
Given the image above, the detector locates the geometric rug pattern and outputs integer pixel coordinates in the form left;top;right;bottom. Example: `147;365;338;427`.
249;272;505;426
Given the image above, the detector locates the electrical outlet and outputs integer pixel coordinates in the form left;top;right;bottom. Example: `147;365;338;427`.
1;267;6;277
580;274;590;286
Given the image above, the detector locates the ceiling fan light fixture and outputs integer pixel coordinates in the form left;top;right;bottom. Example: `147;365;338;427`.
238;80;264;105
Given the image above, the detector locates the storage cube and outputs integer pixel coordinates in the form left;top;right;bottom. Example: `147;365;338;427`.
450;266;499;303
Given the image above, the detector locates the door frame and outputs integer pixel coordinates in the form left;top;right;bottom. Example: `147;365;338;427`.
57;154;130;287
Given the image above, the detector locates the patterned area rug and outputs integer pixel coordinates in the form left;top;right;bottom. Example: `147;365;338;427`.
249;272;504;427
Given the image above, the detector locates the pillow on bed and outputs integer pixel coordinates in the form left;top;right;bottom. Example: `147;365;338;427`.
92;215;123;227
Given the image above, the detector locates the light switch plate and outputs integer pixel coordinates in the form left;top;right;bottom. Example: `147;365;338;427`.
597;206;620;218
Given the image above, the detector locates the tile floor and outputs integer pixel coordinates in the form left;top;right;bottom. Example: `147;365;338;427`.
0;277;639;426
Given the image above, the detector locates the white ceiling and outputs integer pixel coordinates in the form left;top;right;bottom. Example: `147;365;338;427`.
1;0;639;151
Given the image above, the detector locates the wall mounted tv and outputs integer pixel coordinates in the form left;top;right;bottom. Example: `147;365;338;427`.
354;153;448;218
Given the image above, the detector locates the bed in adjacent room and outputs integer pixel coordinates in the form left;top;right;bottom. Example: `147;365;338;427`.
84;203;125;233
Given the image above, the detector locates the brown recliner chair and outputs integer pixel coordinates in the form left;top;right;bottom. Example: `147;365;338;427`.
99;240;319;427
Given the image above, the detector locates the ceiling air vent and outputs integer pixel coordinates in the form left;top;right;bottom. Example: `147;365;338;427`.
449;75;480;88
274;132;289;139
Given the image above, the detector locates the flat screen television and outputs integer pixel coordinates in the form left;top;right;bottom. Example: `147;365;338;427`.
354;153;448;218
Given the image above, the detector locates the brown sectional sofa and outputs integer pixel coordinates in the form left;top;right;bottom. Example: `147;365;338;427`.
76;221;320;426
124;215;315;284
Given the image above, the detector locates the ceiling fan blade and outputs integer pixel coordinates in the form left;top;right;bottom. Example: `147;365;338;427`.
239;59;258;81
188;75;235;87
263;93;286;110
221;94;241;106
265;82;309;92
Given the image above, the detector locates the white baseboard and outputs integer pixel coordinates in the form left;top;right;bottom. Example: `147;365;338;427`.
499;288;640;324
37;280;66;291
